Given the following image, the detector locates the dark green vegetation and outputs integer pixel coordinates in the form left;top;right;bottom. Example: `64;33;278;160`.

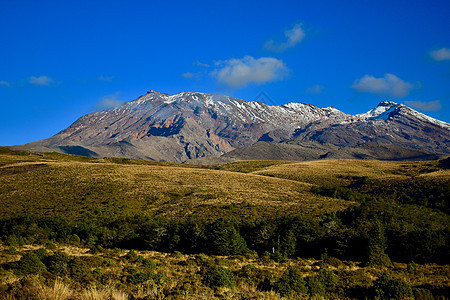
0;148;449;299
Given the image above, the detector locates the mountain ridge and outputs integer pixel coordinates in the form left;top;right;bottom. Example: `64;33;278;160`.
12;90;450;162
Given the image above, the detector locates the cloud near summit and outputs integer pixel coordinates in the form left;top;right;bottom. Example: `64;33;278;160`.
351;73;414;98
211;56;289;89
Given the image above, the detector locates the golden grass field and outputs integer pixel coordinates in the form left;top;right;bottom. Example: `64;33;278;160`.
0;149;352;220
0;147;448;220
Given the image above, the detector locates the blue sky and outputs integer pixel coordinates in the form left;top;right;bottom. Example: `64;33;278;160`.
1;0;449;146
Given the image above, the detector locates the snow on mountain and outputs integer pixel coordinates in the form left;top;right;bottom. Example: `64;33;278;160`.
356;100;450;129
356;101;399;120
14;90;450;162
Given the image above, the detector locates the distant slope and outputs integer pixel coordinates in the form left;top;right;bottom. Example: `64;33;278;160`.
190;142;448;164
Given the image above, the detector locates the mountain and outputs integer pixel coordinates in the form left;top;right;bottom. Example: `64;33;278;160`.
289;101;450;154
13;91;450;162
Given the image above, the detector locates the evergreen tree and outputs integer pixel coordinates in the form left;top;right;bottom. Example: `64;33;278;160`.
206;218;247;255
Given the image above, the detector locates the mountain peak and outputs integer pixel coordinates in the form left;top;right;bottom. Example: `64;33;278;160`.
357;101;401;120
377;100;399;107
146;90;170;96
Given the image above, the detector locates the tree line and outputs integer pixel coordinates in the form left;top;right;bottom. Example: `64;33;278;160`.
1;195;448;265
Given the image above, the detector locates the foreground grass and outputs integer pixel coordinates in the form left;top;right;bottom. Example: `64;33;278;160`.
1;242;448;299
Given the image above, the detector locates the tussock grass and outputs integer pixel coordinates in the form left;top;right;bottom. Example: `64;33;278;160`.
34;278;73;300
80;285;128;300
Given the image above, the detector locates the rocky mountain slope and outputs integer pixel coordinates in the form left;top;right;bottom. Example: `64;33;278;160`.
290;101;450;154
188;142;446;165
13;91;450;162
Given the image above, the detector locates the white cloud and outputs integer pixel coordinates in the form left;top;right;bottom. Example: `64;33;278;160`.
98;75;113;81
194;61;210;68
265;23;305;52
306;84;325;94
404;100;442;112
212;56;289;89
181;72;196;79
29;75;53;86
351;73;414;98
93;92;123;110
0;80;10;87
429;48;450;61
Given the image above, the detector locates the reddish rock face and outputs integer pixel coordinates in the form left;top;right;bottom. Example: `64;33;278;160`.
14;91;450;162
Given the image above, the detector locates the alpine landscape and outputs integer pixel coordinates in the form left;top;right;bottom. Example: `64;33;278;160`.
0;1;449;299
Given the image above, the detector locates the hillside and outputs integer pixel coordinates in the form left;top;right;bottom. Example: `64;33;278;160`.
1;147;448;218
194;141;448;164
0;148;351;220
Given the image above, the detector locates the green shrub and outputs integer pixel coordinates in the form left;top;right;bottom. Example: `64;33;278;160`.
172;251;183;259
127;271;152;284
366;245;392;267
274;266;306;297
124;249;138;262
323;256;343;268
412;288;434;300
45;241;57;250
366;222;392;267
44;251;70;275
69;257;89;281
236;264;263;283
373;272;413;300
32;248;48;260
8;246;18;255
68;234;81;244
271;251;287;263
317;268;338;292
407;261;418;272
6;234;18;246
126;268;163;285
17;237;29;246
136;256;156;269
102;259;115;267
14;252;47;275
202;265;235;289
305;275;326;297
194;254;209;266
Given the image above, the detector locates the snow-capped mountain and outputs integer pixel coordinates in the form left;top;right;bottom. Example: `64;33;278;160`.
291;101;450;154
14;91;450;162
